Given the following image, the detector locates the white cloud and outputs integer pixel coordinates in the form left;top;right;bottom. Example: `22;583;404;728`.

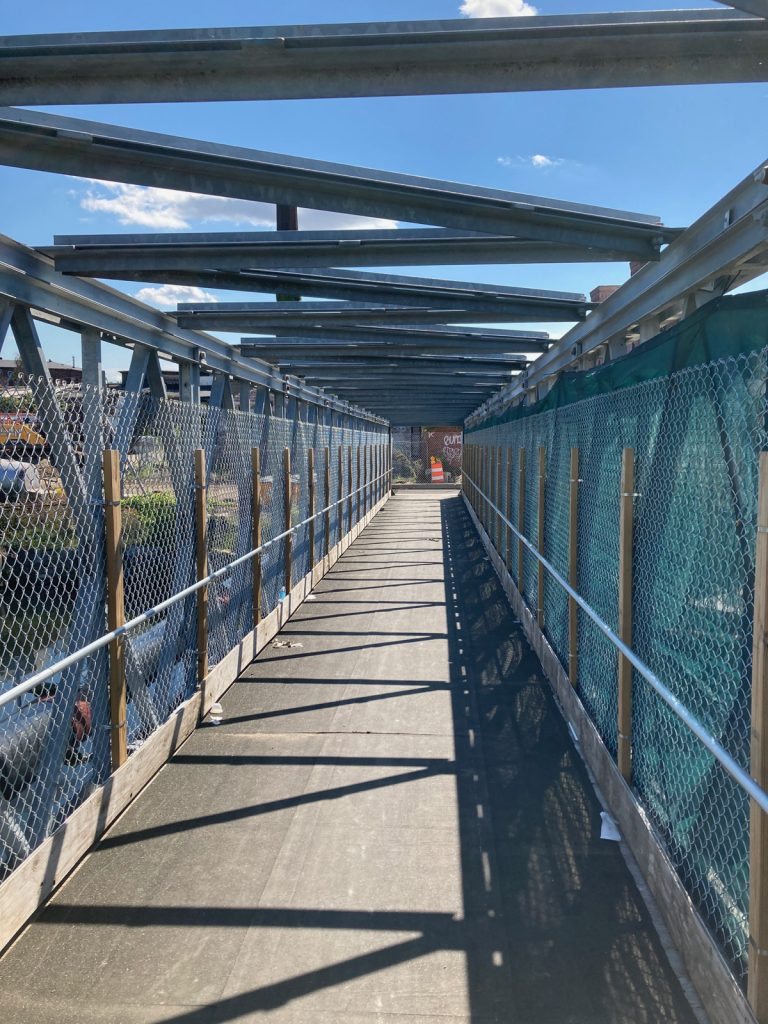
497;154;568;170
134;284;219;309
460;0;537;17
78;181;398;231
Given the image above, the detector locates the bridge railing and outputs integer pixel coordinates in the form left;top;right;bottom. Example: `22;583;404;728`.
463;293;768;1016
0;378;390;891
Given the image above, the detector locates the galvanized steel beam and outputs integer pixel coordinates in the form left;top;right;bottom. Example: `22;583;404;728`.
48;228;647;269
0;233;385;424
46;261;588;314
717;2;767;17
241;323;550;348
0;107;674;255
175;299;586;329
467;157;768;426
0;11;765;103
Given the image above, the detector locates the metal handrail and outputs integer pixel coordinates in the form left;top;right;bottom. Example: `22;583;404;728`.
463;468;768;816
0;467;391;711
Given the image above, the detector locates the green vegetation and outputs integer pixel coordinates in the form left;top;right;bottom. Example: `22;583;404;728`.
393;450;423;482
122;492;177;546
0;392;34;414
0;501;76;551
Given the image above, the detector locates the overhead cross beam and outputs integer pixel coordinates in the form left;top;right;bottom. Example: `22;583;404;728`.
44;262;588;315
272;360;520;374
0;11;765;104
48;228;651;269
716;2;767;17
240;342;540;359
468;157;768;426
0;107;675;257
175;299;587;329
0;233;386;423
242;324;550;349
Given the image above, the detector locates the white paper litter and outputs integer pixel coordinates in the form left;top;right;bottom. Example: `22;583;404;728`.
600;811;621;841
272;640;304;649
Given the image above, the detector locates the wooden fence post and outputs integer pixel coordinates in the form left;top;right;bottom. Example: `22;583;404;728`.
194;448;208;684
308;447;316;568
252;448;262;627
496;447;504;552
505;448;513;572
283;447;292;596
364;445;370;516
348;446;353;530
568;447;580;687
338;445;344;541
537;446;546;629
618;447;635;781
475;446;481;518
360;444;366;516
490;447;496;541
102;449;127;771
324;446;331;558
750;452;768;1021
517;448;526;594
484;447;490;530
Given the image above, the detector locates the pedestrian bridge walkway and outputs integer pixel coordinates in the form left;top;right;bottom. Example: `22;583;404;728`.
0;492;699;1024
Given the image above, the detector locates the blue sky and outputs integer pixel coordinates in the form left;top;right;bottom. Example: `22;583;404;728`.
0;0;765;368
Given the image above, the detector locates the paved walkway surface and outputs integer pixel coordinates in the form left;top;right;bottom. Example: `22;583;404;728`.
0;491;699;1024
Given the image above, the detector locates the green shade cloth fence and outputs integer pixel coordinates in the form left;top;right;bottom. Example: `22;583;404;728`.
468;289;768;983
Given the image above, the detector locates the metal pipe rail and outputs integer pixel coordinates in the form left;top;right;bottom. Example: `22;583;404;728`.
0;467;390;712
463;467;768;817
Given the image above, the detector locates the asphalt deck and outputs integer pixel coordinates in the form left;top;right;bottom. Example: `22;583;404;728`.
0;491;699;1024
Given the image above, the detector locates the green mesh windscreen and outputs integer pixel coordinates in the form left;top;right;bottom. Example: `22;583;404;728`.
467;289;768;983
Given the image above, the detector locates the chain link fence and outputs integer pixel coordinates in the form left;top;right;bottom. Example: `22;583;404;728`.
466;343;768;984
392;426;462;484
0;377;387;882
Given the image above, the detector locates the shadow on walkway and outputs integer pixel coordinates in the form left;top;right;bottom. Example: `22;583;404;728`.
0;493;699;1024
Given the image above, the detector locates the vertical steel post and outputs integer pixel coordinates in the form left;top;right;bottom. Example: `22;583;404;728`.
284;447;292;595
252;448;262;627
102;450;127;771
618;448;635;782
750;451;768;1021
568;448;580;688
194;448;208;684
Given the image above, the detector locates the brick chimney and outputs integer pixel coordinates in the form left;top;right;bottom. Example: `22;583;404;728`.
590;284;620;304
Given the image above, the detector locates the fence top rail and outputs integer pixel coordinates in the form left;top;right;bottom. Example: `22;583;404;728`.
0;464;390;712
464;466;768;817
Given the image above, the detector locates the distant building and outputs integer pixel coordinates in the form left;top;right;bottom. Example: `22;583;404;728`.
117;367;213;400
0;359;82;386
